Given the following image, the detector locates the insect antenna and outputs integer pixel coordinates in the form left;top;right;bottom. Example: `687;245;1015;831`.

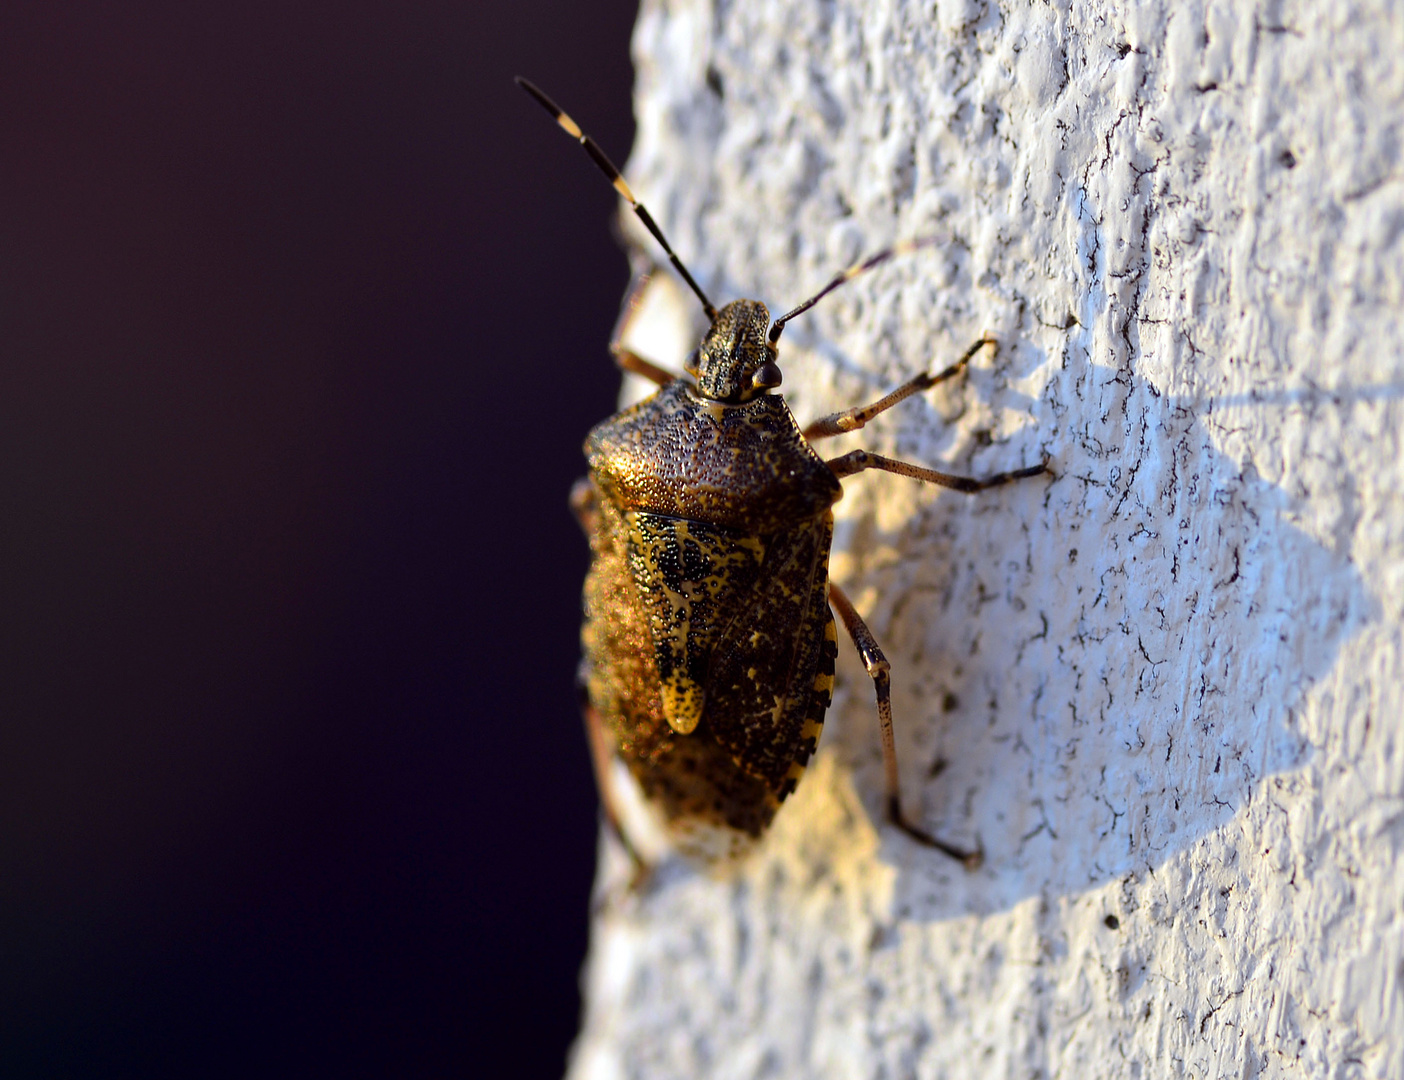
516;77;718;321
767;236;940;346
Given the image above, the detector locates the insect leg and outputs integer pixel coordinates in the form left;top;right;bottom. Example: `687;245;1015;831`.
577;671;645;871
803;336;996;440
828;449;1050;491
828;582;982;869
608;265;675;387
569;477;598;537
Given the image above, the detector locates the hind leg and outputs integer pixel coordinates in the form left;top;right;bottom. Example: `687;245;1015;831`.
577;670;646;873
827;581;982;869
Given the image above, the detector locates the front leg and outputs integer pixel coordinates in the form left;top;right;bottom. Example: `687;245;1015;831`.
803;335;995;440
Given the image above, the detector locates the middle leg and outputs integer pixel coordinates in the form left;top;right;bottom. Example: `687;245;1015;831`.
827;450;1049;492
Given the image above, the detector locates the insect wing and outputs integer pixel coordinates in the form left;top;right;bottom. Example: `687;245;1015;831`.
623;512;766;735
704;513;836;799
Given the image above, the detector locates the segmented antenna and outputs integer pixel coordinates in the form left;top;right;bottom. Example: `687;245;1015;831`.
768;236;940;346
516;77;718;321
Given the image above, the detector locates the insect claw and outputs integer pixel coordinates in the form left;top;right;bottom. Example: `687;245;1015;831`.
887;795;982;869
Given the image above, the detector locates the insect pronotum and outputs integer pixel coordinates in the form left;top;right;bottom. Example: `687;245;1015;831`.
518;77;1048;868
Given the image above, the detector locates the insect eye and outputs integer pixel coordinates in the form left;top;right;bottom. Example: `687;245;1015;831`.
683;349;700;375
751;361;783;390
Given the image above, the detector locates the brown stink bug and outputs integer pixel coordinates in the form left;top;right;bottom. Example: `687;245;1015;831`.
518;78;1049;868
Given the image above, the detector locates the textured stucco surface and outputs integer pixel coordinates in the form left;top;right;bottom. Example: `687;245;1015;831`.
570;1;1404;1076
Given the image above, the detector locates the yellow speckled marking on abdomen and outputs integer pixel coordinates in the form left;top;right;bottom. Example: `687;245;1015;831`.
776;606;838;802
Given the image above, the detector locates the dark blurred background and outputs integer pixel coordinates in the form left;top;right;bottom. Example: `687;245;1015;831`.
1;2;640;1075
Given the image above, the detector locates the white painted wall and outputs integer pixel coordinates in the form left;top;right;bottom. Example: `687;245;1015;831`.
570;1;1404;1076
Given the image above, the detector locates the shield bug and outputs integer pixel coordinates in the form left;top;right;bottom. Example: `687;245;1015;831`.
518;77;1048;868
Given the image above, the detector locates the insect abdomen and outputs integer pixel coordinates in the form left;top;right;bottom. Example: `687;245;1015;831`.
581;492;838;859
702;513;835;798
